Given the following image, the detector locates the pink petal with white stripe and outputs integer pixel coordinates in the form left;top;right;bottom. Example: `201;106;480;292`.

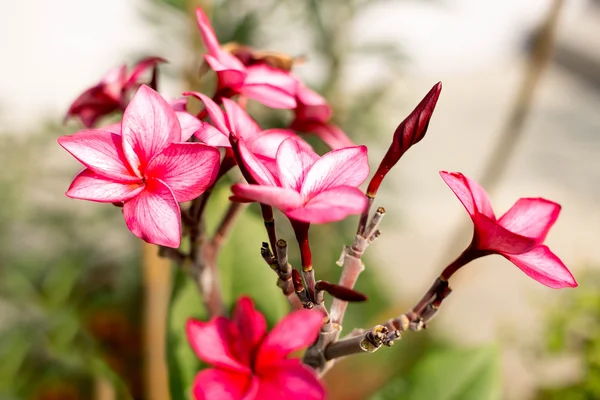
231;184;303;211
505;246;578;288
121;85;181;174
287;186;367;224
58;130;138;181
276;137;319;191
249;129;297;161
123;178;181;248
222;98;261;139
184;91;229;134
145;143;220;202
498;198;561;243
66;169;143;202
176;111;204;141
237;138;278;186
195;124;231;147
301;145;369;198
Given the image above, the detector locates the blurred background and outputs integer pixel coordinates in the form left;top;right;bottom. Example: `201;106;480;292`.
1;0;599;399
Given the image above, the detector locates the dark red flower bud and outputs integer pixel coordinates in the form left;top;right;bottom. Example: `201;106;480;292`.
292;269;304;292
367;82;442;197
315;280;368;302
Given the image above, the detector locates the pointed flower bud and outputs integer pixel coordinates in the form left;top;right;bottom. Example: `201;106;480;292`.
315;281;367;302
367;82;442;197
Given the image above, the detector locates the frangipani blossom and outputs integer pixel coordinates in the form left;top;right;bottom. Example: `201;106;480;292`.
58;85;220;248
186;297;326;400
185;92;297;169
440;171;577;289
231;136;369;224
290;82;354;150
66;57;166;127
196;8;297;109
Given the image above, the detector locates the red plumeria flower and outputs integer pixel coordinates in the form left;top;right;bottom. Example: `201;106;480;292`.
186;296;326;400
231;136;369;224
58;85;220;248
290;82;354;150
196;8;297;109
185;91;298;170
66;57;166;127
440;171;577;288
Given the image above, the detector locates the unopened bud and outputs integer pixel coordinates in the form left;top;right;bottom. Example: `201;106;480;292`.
367;82;442;197
315;280;367;302
292;269;304;292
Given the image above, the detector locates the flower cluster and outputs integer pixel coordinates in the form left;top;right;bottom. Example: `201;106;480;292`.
58;6;577;400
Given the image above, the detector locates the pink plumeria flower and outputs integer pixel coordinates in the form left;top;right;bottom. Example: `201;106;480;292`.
186;296;326;400
440;171;577;288
58;85;220;248
290;82;354;150
185;92;298;170
196;8;297;109
66;57;166;128
231;136;369;224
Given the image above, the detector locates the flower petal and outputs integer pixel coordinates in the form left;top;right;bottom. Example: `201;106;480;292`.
295;84;331;124
249;129;297;161
255;309;323;369
58;130;138;181
439;171;495;219
145;143;220;203
232;297;267;354
301;146;369;199
66;169;143;202
222;98;261;140
121;85;181;174
474;214;537;255
176;111;204;141
122;178;181;248
195;8;245;70
504;245;577;288
125;56;166;88
186;318;250;373
498;198;561;243
195;124;231;147
254;360;325;400
231;184;303;211
241;65;298;109
204;55;247;89
276;137;319;191
192;368;256;400
286;186;367;224
185;91;229;134
237;138;278;186
305;123;355;150
240;84;297;109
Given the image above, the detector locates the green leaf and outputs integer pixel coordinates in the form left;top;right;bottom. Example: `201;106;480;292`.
371;346;501;400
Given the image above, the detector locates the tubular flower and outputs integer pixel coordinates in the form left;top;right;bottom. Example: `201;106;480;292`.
290;82;354;150
66;57;166;127
195;8;297;109
58;85;220;248
440;171;577;289
231;136;369;224
185;92;298;170
186;296;326;400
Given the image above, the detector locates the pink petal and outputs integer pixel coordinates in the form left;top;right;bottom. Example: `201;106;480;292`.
66;169;143;202
121;85;181;174
101;64;128;89
176;111;204;141
66;87;121;128
254;360;325;400
195;8;245;70
307;123;355;150
504;246;577;288
249;129;297;161
205;55;247;89
240;84;297;109
184;91;229;134
125;56;167;88
241;65;298;109
186;318;250;373
231;184;303;211
99;122;122;135
439;171;495;219
169;97;188;112
58;130;138;181
295;84;331;123
237;138;278;186
474;214;537;255
286;186;367;224
498;198;561;243
195;124;231;147
232;297;267;353
222;98;261;139
301;146;369;199
192;368;256;400
145;143;220;202
255;309;323;369
122;178;181;248
275;137;319;191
